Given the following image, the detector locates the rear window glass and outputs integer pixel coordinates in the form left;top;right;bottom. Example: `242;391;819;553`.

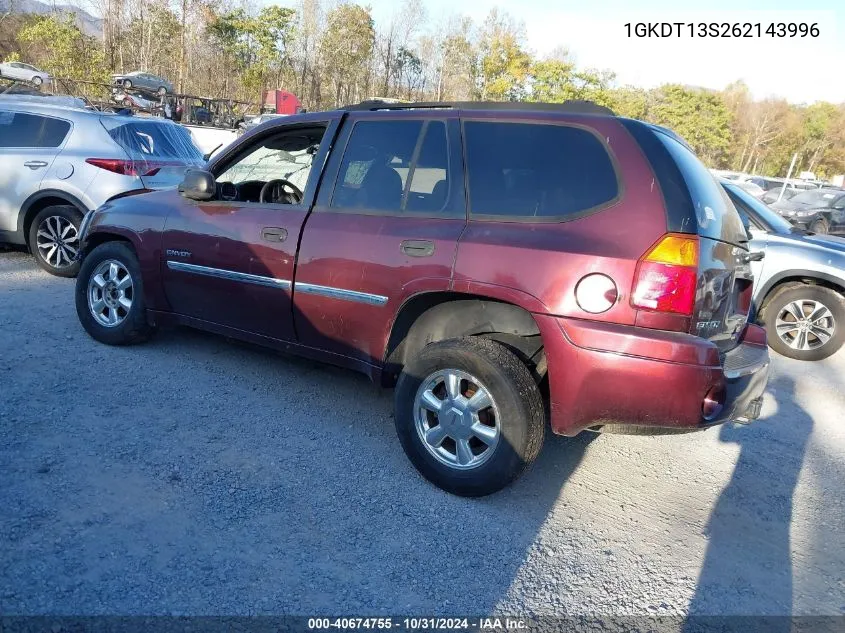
655;131;747;244
463;121;618;220
0;110;70;148
101;119;203;163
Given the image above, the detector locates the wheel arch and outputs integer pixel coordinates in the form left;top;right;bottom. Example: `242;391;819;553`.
18;190;89;244
381;292;545;388
757;270;845;319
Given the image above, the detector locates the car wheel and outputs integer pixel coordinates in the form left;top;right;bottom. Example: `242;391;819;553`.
810;218;829;234
394;337;545;496
157;86;167;96
123;79;132;89
764;285;845;361
28;205;83;277
32;75;43;86
123;98;133;107
75;241;153;346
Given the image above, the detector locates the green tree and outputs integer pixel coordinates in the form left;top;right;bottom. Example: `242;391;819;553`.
648;84;733;166
476;9;530;101
320;3;375;105
18;14;109;95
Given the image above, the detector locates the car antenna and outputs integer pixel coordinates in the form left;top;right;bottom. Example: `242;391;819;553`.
203;143;223;162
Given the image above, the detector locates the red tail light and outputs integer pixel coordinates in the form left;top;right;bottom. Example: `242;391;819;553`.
631;234;699;317
86;158;181;177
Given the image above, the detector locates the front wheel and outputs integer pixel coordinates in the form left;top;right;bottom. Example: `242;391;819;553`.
394;337;545;496
32;75;43;86
764;285;845;361
75;241;153;346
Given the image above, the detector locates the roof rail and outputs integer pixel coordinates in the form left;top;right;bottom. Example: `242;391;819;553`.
341;99;616;116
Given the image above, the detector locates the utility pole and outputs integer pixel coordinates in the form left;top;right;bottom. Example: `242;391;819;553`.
777;153;798;203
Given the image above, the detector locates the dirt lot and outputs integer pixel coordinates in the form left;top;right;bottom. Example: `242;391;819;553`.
1;249;844;617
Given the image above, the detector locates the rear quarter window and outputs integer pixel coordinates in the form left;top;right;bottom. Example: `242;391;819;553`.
463;120;619;221
655;132;747;245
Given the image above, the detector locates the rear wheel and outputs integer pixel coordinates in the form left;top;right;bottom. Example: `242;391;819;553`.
764;285;845;361
28;205;82;277
123;79;132;89
157;86;167;96
75;241;153;346
394;337;545;496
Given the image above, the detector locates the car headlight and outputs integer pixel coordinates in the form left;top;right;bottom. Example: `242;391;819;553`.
794;210;817;218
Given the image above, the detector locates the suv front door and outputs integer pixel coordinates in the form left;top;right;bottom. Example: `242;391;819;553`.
293;112;466;369
160;115;339;341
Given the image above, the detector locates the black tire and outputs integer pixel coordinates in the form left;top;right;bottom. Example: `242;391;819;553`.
763;285;845;361
75;241;153;346
810;218;829;234
32;76;43;86
123;79;132;89
28;205;83;278
394;337;545;497
157;86;167;96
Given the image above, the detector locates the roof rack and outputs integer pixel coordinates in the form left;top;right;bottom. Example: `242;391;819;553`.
341;99;616;116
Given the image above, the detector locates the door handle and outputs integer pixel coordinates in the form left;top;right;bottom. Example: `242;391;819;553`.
24;161;48;170
400;239;435;257
743;251;765;263
261;227;287;242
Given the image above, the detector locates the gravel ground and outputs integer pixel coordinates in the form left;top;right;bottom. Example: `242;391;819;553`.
1;249;844;617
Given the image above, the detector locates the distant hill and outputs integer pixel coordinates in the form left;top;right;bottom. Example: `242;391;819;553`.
0;0;103;38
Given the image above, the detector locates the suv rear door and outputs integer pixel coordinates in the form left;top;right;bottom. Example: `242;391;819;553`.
293;111;466;367
0;108;71;233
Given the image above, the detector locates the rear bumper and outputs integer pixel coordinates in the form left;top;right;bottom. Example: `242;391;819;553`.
535;315;770;436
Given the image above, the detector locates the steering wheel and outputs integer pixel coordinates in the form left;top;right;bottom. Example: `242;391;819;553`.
259;179;303;204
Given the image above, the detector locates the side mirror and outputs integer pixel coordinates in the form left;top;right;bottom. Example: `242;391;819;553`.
179;169;216;201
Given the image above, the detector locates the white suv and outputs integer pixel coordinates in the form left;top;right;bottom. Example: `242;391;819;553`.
0;96;203;276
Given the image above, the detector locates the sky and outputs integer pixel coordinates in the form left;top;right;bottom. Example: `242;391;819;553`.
272;0;844;104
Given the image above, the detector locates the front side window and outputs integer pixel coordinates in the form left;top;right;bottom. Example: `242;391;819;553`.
215;125;327;204
0;111;70;148
463;121;619;220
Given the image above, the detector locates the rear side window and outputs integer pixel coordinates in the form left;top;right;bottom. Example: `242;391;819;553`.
0;110;70;148
655;132;747;244
332;120;422;211
463;121;618;220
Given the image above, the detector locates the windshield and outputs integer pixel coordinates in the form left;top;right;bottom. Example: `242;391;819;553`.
723;182;793;234
790;190;839;206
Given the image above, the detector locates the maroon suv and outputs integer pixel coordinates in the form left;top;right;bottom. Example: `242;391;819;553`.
74;101;770;496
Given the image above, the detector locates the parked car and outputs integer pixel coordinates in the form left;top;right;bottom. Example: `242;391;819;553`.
74;101;769;496
769;188;845;234
0;61;50;86
722;181;845;361
112;71;174;96
734;179;766;199
0;96;203;276
112;90;157;113
237;112;286;136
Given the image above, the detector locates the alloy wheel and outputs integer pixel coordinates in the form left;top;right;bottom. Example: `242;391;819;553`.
775;299;836;351
87;260;134;327
413;369;501;470
36;215;79;269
